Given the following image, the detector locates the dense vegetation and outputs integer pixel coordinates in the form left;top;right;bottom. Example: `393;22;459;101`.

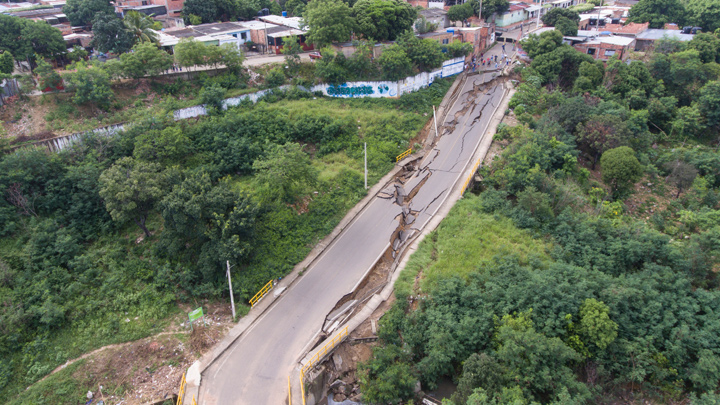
0;79;453;401
358;31;720;404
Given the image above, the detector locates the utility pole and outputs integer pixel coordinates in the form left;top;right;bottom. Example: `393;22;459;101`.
536;0;542;29
226;260;236;320
433;106;439;141
364;142;368;189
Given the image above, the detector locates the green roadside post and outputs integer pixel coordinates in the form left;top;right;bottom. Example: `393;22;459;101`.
188;307;204;331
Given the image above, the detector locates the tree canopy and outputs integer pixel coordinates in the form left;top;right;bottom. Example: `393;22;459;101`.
63;0;115;27
541;7;580;26
352;0;417;42
304;0;354;46
91;13;136;54
98;157;169;237
0;16;65;61
123;11;160;44
627;0;686;28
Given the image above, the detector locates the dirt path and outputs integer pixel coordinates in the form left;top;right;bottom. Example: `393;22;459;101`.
43;331;188;382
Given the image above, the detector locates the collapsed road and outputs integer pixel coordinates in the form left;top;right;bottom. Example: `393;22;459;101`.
197;71;507;405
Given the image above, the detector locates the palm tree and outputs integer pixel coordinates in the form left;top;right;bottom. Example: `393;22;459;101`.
124;11;159;45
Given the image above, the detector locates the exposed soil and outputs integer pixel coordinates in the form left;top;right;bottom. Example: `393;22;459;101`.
320;298;394;403
37;301;236;405
0;78;190;140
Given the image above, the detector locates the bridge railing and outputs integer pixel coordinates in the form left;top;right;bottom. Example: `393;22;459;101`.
249;279;274;307
299;325;350;405
396;148;412;162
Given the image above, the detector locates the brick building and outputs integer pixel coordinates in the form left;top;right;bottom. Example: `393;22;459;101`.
572;35;635;61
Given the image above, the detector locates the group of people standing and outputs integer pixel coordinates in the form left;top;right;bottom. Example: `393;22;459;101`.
465;43;513;73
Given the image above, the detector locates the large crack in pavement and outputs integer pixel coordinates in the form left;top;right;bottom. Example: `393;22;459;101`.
313;72;509;365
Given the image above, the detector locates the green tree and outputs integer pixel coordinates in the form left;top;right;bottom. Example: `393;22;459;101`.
671;105;706;138
493;312;590;402
600;146;643;195
605;59;655;97
555;17;578;36
378;44;413;81
358;344;417;405
541;8;580;26
415;16;439;34
650;49;707;106
447;2;474;23
21;20;66;59
133;126;190;162
0;51;13;74
188;14;202;25
63;0;115;26
314;48;349;84
520;29;563;59
531;45;593;89
285;0;307;16
353;0;417;42
689;350;720;392
576;298;618;351
698;80;720;128
445;40;473;58
576;114;631;169
119;41;173;80
200;82;227;112
627;0;686;28
98;157;169;237
62;61;114;109
451;353;505;405
475;0;509;19
183;0;219;24
34;57;62;89
346;40;378;78
688;33;720;63
573;60;604;92
220;43;245;73
252;142;318;202
304;0;354;47
265;67;286;87
282;35;302;72
159;171;257;282
397;30;444;71
174;38;209;68
0;15;31;62
91;13;135;54
123;10;159;45
67;45;88;62
686;0;720;33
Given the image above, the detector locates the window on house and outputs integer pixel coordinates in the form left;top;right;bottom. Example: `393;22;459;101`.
241;32;247;39
587;48;596;55
442;38;449;44
604;50;616;56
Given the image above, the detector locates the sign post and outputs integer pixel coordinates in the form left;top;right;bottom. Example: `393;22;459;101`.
188;307;204;331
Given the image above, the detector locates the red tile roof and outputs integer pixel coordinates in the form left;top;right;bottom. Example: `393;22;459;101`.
508;3;529;11
603;22;649;35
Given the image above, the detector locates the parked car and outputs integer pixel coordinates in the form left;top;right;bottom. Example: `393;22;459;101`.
309;52;322;60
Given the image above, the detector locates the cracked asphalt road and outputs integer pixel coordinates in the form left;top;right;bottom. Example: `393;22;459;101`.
198;72;505;405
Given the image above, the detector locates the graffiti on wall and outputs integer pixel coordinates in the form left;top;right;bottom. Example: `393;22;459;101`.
312;82;399;98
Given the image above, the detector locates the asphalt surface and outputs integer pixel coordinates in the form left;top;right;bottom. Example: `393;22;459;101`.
199;71;505;405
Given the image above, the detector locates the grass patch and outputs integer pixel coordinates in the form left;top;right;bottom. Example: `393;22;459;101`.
396;194;552;297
